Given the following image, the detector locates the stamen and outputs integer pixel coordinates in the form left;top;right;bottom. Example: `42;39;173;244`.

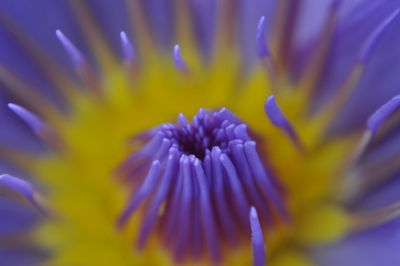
126;0;157;60
210;147;238;243
358;9;400;63
8;103;62;148
0;15;75;101
250;207;266;266
55;29;84;67
348;94;400;165
173;155;194;261
214;0;237;56
351;201;400;232
56;30;102;98
265;95;302;150
136;150;179;249
274;0;301;72
68;0;115;66
193;158;220;262
173;44;188;72
256;16;269;59
220;152;250;222
0;174;49;215
120;31;136;63
256;16;277;89
342;95;400;200
244;141;288;219
351;150;400;200
117;160;161;228
348;131;373;167
367;95;400;135
300;0;341;98
118;108;286;263
8;103;47;135
0;66;59;117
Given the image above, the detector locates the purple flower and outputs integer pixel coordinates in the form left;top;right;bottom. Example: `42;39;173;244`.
1;0;400;265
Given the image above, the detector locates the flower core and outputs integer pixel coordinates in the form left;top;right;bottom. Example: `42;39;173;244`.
118;108;286;263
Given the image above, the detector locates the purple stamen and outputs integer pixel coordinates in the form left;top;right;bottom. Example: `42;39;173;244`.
220;153;250;221
8;103;46;135
367;95;400;134
136;150;179;249
120;31;136;62
265;95;302;149
178;113;188;126
244;141;288;219
358;9;400;63
173;44;187;71
194;158;220;263
0;174;35;200
174;155;193;261
256;16;269;58
162;157;185;244
249;207;266;266
119;107;285;262
55;29;85;67
117;160;161;228
0;174;48;215
230;142;269;219
211;147;238;243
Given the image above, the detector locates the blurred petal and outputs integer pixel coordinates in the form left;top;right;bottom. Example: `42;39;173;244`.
0;246;47;266
314;218;400;266
313;0;400;131
0;197;38;236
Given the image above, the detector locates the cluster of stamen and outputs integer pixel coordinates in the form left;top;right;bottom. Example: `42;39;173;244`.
117;108;286;263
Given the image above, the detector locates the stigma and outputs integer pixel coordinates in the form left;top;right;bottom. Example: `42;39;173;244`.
117;108;286;263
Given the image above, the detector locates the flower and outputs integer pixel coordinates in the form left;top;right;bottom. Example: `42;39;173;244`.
1;0;400;265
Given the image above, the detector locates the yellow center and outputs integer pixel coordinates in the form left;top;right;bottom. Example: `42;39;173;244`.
27;51;356;266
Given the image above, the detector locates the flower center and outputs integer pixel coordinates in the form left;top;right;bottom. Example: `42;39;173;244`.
117;108;287;263
152;108;246;160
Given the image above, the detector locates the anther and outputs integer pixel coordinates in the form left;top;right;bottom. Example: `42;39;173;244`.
250;207;266;266
55;29;84;67
173;44;188;72
8;103;62;149
56;30;102;98
265;95;303;150
120;31;136;63
0;174;50;216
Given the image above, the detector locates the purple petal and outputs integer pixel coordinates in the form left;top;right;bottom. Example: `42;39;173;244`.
358;9;400;62
314;218;400;266
0;246;46;266
314;0;400;132
0;197;38;236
